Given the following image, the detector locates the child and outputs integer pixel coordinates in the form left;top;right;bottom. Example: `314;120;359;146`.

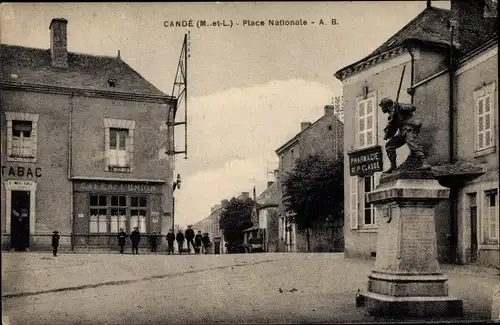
52;230;60;257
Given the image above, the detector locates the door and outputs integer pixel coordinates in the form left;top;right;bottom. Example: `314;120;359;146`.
470;206;478;263
11;190;31;250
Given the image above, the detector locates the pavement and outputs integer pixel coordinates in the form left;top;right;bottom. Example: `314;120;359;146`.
1;251;499;324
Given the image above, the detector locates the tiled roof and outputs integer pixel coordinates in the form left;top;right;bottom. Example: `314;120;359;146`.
1;44;168;97
369;7;452;57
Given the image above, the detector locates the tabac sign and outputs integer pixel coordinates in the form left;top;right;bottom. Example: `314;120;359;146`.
348;145;383;176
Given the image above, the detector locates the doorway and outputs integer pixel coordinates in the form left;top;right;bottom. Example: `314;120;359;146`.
468;192;478;263
10;190;30;250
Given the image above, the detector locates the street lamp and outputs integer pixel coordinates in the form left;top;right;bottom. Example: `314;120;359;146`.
172;174;181;230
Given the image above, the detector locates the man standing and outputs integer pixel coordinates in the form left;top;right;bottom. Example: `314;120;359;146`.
185;225;195;254
194;230;203;254
202;233;211;255
51;230;60;257
130;227;141;255
176;230;185;255
149;231;158;253
117;228;127;254
379;98;430;173
166;229;175;255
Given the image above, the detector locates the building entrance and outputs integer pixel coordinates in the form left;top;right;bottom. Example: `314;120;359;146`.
10;190;30;250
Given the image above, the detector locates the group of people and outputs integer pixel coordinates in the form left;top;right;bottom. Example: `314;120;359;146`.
116;225;212;255
166;225;212;255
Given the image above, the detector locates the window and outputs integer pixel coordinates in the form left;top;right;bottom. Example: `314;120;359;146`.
364;176;376;226
90;195;108;233
130;196;147;233
5;112;39;163
350;176;359;230
474;83;496;154
104;118;135;172
357;97;377;149
485;189;498;242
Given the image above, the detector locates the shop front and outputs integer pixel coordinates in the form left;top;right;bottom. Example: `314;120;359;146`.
72;180;166;249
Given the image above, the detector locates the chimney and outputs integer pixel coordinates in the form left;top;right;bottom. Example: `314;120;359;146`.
49;18;68;68
267;181;274;188
324;105;335;116
301;122;312;131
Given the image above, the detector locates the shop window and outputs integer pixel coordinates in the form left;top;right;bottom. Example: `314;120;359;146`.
130;196;147;233
110;195;127;233
90;194;108;233
484;189;498;243
474;82;496;155
5;112;39;163
357;96;377;149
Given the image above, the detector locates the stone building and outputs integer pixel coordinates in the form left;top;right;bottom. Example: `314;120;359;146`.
335;0;498;267
275;105;344;252
1;18;176;251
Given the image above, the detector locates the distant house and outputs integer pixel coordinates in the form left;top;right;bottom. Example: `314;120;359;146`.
335;0;498;267
275;105;344;252
1;18;176;251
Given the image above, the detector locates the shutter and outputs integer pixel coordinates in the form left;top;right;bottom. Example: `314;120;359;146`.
372;173;380;225
367;98;374;147
476;97;485;150
484;95;492;148
350;176;359;230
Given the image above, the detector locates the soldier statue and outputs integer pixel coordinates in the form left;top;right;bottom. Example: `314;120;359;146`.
379;98;430;173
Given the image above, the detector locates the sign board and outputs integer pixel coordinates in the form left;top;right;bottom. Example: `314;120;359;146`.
348;145;383;176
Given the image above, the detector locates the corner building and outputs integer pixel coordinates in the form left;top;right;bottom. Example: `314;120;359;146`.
1;18;176;251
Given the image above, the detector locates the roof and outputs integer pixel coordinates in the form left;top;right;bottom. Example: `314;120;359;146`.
335;5;498;80
256;181;281;206
275;112;343;154
1;44;169;98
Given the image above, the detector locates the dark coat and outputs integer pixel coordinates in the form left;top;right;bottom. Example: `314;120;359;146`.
51;233;60;247
117;231;128;246
185;228;195;240
176;232;185;242
166;232;176;243
202;235;211;247
194;234;203;245
130;230;141;244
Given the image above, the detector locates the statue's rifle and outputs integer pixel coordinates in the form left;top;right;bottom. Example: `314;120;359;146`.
384;65;406;139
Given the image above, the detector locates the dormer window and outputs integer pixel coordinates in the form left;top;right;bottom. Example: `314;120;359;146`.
108;78;117;87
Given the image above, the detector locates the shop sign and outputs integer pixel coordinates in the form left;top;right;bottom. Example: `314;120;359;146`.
74;181;163;193
1;166;42;177
348;146;383;176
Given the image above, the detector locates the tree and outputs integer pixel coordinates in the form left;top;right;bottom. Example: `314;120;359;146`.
219;196;255;246
282;152;344;251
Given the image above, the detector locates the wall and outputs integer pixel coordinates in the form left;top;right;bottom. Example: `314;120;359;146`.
1;90;72;249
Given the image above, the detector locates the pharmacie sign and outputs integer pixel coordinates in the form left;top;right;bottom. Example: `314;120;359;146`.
348;145;383;176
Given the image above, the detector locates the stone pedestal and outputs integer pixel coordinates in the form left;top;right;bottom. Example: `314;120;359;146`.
361;171;463;317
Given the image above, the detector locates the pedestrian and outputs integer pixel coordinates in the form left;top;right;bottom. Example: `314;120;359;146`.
185;225;195;254
51;230;60;257
117;228;127;254
149;231;158;253
194;230;203;254
166;228;175;255
130;226;141;255
176;230;185;255
202;233;211;254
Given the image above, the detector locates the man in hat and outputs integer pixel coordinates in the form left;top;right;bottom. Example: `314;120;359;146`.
117;228;128;254
166;228;176;255
130;226;141;255
194;230;203;254
149;231;159;253
176;229;185;255
379;97;430;173
184;225;195;254
202;233;211;254
52;230;60;257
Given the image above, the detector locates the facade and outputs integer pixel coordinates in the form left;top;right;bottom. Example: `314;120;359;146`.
335;1;498;267
275;105;344;252
254;180;280;252
1;18;176;251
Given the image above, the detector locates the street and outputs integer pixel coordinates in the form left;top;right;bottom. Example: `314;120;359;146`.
2;252;498;324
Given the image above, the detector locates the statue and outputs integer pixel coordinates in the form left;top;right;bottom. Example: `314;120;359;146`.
379;97;430;174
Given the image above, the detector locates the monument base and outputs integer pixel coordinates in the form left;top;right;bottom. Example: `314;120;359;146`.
361;291;463;317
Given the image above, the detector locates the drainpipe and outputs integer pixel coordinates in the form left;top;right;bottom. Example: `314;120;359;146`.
68;93;74;251
448;20;458;264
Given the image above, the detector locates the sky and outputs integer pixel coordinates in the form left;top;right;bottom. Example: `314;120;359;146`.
1;1;450;228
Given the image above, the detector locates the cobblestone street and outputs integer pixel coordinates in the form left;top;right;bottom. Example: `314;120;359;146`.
2;252;498;324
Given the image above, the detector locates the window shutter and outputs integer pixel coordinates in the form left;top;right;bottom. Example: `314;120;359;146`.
350;176;359;230
484;95;492;148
